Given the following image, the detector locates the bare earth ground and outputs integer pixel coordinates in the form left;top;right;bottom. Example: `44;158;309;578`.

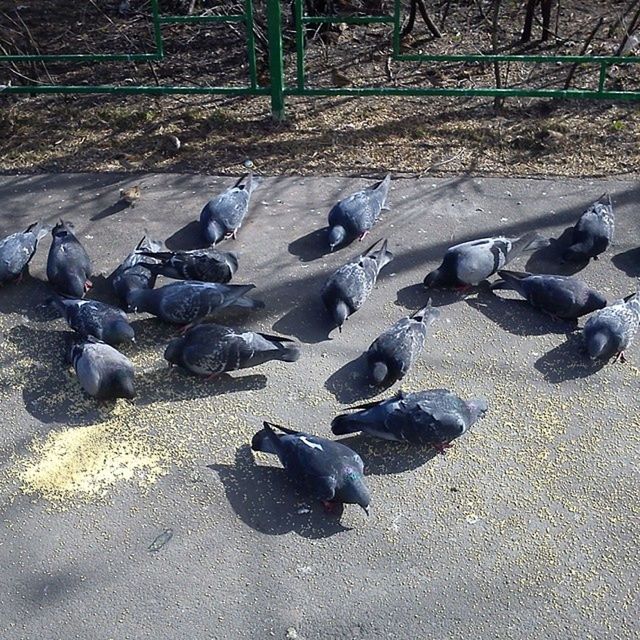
1;1;639;177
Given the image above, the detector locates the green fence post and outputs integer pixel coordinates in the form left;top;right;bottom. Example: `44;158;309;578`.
266;0;285;120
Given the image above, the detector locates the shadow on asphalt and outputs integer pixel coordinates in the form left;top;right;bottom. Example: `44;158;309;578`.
288;227;331;263
534;332;604;383
208;445;351;538
90;200;130;221
335;435;440;475
524;227;588;275
272;293;333;344
611;247;640;278
466;289;577;337
395;283;463;311
324;353;389;404
165;220;209;251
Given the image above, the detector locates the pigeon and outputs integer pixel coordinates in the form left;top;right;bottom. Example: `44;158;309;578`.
327;174;391;251
165;323;300;377
424;231;548;290
47;220;93;298
251;421;370;515
331;389;488;453
583;289;640;363
562;194;614;263
52;296;135;345
367;300;440;385
321;239;393;332
111;234;163;310
0;222;48;284
200;174;259;245
136;247;238;284
128;281;264;326
70;339;135;400
491;270;607;320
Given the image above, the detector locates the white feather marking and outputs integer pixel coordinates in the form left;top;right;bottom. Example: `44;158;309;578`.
300;436;323;451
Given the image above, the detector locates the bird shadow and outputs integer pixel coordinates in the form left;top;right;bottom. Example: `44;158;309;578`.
288;228;331;263
466;289;576;337
164;221;209;251
126;316;176;352
135;368;267;406
90;200;129;221
324;353;386;404
525;228;587;275
534;333;604;383
0;273;54;321
272;296;332;344
335;435;440;475
207;445;350;538
611;247;640;278
395;284;463;311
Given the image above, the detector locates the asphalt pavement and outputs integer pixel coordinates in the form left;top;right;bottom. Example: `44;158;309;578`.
0;173;638;640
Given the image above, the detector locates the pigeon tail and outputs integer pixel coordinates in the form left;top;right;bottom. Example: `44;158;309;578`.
275;342;301;363
466;397;489;423
370;361;389;385
330;413;364;436
493;269;531;292
371;238;394;272
507;231;549;263
412;299;440;325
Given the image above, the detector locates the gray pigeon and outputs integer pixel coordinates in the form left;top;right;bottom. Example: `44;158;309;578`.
251;421;370;515
70;340;135;400
583;290;640;363
367;300;440;385
562;194;614;263
331;389;488;453
321;239;394;332
327;174;391;251
136;247;238;284
47;220;93;298
111;234;163;310
164;323;300;377
0;222;48;284
128;281;264;326
424;231;547;290
492;270;607;320
53;296;135;345
200;174;258;245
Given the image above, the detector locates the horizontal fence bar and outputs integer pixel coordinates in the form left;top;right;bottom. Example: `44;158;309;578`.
394;53;640;64
285;86;640;100
0;53;161;62
2;85;270;96
158;14;245;24
301;15;394;24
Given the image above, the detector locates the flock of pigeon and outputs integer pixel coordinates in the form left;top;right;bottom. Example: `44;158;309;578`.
0;174;637;517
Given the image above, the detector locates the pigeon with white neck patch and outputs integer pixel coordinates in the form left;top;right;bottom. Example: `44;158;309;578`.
321;239;393;332
331;389;488;454
366;300;440;386
200;174;259;245
164;323;300;377
562;194;614;263
424;231;548;291
327;174;391;251
0;222;48;284
251;421;370;515
583;288;640;363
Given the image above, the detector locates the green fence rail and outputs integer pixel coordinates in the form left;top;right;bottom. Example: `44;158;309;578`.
1;0;639;119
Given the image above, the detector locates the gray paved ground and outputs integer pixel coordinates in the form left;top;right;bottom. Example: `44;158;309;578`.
0;174;638;640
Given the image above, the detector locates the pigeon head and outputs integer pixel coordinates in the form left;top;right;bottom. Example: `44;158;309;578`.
370;361;389;385
586;330;616;361
126;288;149;313
338;469;371;515
52;219;74;239
467;397;489;424
328;225;347;251
331;300;350;330
104;319;135;346
108;369;136;400
164;337;186;367
561;243;590;263
423;268;445;289
204;219;226;246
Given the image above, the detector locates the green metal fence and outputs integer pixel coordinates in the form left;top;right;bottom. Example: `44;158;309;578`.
2;0;639;120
